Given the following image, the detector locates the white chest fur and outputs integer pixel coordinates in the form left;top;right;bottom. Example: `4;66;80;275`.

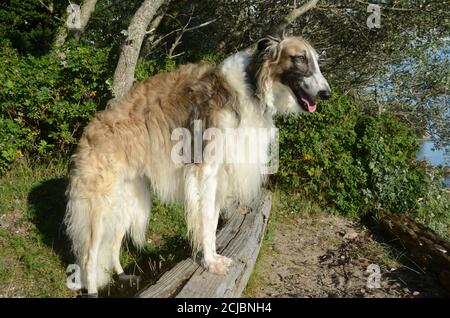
218;52;275;204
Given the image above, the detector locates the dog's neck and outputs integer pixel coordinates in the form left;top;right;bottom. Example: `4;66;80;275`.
244;57;258;97
220;52;275;117
246;54;277;117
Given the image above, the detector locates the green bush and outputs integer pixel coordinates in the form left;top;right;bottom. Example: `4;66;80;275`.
354;115;428;213
0;117;34;166
0;41;112;170
413;167;450;239
135;58;177;82
273;92;429;216
135;52;223;82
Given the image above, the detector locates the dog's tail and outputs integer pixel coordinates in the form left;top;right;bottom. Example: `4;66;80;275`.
65;171;152;291
64;178;113;290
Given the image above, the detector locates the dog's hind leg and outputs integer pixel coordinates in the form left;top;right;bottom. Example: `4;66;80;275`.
111;226;142;288
66;176;114;297
113;176;150;287
111;227;126;275
84;205;104;296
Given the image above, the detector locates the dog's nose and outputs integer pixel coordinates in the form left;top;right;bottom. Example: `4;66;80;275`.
318;89;332;100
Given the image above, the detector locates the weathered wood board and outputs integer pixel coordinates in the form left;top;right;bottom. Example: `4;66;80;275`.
137;190;272;298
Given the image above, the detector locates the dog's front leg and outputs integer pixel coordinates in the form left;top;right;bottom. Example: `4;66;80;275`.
199;163;233;275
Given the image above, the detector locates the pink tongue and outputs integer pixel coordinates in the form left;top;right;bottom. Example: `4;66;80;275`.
301;96;317;112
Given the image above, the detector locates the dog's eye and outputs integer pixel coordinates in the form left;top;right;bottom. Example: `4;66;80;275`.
293;55;307;63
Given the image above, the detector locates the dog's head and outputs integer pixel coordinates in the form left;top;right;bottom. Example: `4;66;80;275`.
251;35;332;113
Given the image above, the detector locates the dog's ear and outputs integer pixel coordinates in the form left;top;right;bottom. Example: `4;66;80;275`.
267;22;288;41
257;35;281;51
257;35;282;63
280;27;288;39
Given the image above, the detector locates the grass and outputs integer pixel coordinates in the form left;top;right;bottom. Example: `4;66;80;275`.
0;161;189;297
0;161;70;297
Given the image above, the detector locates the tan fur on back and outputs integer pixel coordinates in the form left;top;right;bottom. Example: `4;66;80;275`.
70;61;239;202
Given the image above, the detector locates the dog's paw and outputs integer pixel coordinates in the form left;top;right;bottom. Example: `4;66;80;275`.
117;272;142;288
203;254;233;275
216;254;233;267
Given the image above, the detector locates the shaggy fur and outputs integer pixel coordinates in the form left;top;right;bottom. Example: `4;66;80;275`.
64;35;331;295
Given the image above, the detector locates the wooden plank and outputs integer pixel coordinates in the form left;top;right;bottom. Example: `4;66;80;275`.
137;259;198;298
137;190;271;298
138;211;245;298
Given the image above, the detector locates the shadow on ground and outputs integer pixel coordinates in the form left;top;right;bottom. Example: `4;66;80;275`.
27;177;73;265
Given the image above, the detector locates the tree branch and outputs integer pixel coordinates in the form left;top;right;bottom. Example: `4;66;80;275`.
269;0;319;36
78;0;98;34
167;10;216;60
285;0;320;25
38;0;54;14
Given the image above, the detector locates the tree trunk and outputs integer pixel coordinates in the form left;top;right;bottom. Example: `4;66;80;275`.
75;0;98;39
53;26;68;48
376;210;450;292
111;0;168;104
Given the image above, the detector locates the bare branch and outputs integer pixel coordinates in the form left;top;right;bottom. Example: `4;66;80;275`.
285;0;319;25
146;10;167;35
167;9;216;60
184;19;216;32
170;52;185;58
269;0;319;36
38;0;54;13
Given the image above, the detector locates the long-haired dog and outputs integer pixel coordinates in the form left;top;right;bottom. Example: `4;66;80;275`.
64;35;332;296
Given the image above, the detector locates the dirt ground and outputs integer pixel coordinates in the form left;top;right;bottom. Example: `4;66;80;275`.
246;213;448;298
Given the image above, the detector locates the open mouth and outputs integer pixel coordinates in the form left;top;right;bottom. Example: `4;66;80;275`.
284;78;317;112
295;87;317;112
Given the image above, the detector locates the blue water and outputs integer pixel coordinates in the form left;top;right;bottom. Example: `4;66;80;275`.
416;140;449;186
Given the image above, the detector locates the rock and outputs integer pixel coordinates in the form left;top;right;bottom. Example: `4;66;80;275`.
344;229;358;240
0;216;11;229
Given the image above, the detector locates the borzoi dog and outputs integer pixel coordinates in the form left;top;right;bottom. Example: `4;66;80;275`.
64;35;332;296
